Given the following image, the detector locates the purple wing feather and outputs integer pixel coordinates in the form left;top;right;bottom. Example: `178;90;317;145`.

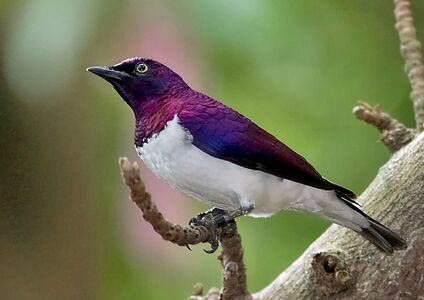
179;94;356;199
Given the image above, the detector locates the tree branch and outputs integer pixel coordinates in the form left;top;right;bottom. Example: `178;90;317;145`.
119;157;250;300
394;0;424;130
218;223;250;299
353;102;415;152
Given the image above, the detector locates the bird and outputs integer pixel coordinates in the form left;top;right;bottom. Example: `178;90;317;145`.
87;57;406;254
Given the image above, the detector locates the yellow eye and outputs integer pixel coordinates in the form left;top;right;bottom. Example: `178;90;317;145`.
135;63;148;74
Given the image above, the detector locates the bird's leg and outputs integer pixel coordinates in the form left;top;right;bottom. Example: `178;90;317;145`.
188;205;254;253
188;207;218;227
190;205;254;227
225;204;255;220
189;207;227;227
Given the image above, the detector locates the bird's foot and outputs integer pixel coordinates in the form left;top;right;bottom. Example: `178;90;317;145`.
188;208;228;254
188;205;254;253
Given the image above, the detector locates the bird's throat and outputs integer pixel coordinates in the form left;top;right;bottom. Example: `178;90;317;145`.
134;98;184;145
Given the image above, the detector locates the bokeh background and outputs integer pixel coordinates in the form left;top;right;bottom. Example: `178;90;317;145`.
1;1;422;299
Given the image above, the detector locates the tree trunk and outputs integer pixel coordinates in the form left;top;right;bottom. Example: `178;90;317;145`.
252;132;424;300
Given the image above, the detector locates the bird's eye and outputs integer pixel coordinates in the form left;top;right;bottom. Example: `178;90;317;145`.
135;63;148;74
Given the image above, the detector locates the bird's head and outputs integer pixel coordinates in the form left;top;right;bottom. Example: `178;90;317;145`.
87;57;187;112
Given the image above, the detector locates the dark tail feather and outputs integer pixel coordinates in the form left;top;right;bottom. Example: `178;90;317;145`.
357;217;407;255
327;182;406;254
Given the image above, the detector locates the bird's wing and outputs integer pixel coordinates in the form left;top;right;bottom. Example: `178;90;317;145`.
178;98;356;200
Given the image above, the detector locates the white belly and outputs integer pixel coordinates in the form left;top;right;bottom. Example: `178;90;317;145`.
136;115;352;221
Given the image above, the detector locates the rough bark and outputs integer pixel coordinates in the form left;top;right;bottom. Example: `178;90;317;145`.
252;132;424;300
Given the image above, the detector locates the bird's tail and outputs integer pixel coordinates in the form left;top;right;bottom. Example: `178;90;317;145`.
354;214;407;254
292;184;406;254
325;204;407;254
326;184;407;254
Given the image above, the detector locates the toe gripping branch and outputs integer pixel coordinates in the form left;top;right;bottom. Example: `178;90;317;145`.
189;208;233;253
189;206;254;253
119;157;250;299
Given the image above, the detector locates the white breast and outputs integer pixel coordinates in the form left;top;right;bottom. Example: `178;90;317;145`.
136;115;357;223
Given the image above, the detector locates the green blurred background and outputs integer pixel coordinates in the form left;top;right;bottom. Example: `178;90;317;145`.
1;1;421;299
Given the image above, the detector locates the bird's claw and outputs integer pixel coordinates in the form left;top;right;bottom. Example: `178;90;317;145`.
203;236;219;254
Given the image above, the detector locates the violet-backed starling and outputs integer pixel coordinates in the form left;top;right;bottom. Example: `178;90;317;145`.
88;57;406;254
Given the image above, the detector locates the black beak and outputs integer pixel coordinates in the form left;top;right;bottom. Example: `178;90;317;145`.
86;66;129;82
